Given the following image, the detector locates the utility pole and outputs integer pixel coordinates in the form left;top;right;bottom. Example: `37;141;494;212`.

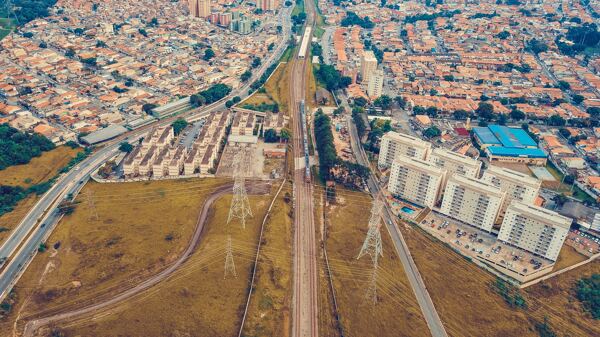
227;150;252;228
357;198;384;304
87;191;98;221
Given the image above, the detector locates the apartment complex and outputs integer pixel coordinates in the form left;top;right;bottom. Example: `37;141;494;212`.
499;201;571;261
189;0;211;18
428;147;481;191
440;175;505;232
378;131;431;168
481;165;541;219
388;155;446;208
360;50;377;83
258;0;279;11
367;69;384;99
123;111;231;177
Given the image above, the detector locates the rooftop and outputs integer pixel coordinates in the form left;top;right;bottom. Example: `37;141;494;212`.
474;125;538;148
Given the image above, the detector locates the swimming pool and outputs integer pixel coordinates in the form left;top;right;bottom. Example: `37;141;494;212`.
401;206;415;214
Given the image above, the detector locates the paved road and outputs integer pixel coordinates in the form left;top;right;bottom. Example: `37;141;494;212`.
0;6;293;303
291;0;319;336
344;96;448;337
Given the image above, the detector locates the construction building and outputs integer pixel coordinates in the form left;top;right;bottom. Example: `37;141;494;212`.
367;69;384;99
360;50;378;83
378;131;431;169
499;201;571;261
428;147;481;193
440;175;505;232
388;155;446;208
481;165;541;220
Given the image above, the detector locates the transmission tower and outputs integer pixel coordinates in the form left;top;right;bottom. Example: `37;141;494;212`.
227;150;252;228
87;191;98;221
365;265;379;304
357;198;384;264
224;235;237;278
3;0;20;25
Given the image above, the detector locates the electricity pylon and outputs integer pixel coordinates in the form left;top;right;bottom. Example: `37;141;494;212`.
357;198;384;304
227;150;252;228
357;198;384;264
224;235;237;278
87;191;98;221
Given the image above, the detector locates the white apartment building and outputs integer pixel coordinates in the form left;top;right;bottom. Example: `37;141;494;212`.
481;165;541;219
428;147;482;193
367;69;384;98
499;201;571;261
360;50;377;83
378;131;431;169
441;175;505;232
388;155;446;208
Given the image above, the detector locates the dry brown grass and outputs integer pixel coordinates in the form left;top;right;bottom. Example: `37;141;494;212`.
323;189;430;337
306;60;318;109
2;178;230;334
241;183;293;337
242;62;292;112
553;244;588;271
46;191;271;337
0;146;82;187
0;195;39;244
401;225;600;337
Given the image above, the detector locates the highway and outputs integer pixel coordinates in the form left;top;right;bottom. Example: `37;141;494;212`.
290;0;319;335
344;99;448;337
0;5;293;303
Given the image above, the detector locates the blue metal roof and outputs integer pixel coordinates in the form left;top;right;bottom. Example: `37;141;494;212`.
473;127;502;145
486;146;547;158
475;125;538;148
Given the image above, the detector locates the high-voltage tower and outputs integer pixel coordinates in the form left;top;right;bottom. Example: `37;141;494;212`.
227;150;253;228
357;198;384;264
224;235;237;278
357;198;384;304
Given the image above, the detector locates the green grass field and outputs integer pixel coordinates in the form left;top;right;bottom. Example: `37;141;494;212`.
0;18;15;40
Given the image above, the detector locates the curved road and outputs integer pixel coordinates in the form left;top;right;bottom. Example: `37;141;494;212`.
22;182;270;336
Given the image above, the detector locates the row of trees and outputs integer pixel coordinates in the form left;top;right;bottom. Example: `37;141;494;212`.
190;84;232;107
0;123;55;170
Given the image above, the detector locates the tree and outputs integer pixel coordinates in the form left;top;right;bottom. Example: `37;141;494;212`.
559;128;571;138
373;95;392;110
575;274;600;319
394;96;407;109
476;102;495;120
557;81;571;91
497;114;508;125
573;94;585;105
496;31;510;39
280;128;291;142
510;109;526;121
264;129;278;142
527;38;548;54
171;118;188;136
251;57;261;68
552;194;568;207
203;48;215;61
225;100;234;108
340;11;375;29
118;142;133;153
232;96;241;104
142;103;158;114
548;114;566;126
423;126;441;138
453;109;469;120
241;70;252;82
564;175;575;185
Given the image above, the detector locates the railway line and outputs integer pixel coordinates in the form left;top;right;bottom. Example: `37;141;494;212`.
290;0;319;335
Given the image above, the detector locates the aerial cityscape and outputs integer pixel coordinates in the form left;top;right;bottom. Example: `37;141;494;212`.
0;0;599;336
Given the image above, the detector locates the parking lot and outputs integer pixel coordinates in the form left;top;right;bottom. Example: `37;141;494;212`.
566;230;600;257
420;212;556;277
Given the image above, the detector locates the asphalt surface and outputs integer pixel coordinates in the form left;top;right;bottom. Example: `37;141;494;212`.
291;1;319;336
0;5;293;303
344;97;448;337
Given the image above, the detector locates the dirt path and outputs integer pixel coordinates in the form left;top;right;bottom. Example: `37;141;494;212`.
22;182;269;336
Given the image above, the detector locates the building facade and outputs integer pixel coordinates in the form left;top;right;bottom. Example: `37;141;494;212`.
378;131;431;169
258;0;278;11
388;155;446;208
499;201;571;261
440;175;505;232
367;69;384;98
428;147;481;193
189;0;211;18
481;165;541;220
360;50;377;83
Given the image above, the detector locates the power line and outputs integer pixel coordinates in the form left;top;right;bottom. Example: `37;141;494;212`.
224;235;237;278
227;151;253;229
